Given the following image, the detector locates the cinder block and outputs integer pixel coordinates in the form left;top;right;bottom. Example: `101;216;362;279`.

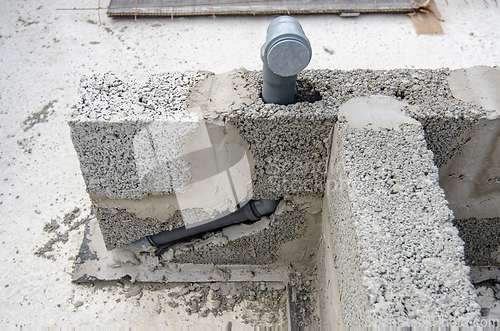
69;67;497;327
70;70;335;249
322;95;480;326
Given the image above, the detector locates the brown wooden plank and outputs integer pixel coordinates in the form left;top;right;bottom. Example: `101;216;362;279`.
409;9;443;34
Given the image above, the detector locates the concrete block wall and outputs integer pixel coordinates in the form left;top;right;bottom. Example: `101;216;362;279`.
69;66;500;326
70;72;208;248
70;68;486;250
70;69;336;249
322;96;480;326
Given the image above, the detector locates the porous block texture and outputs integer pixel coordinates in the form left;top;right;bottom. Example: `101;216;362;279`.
70;68;487;250
326;118;480;326
69;72;208;200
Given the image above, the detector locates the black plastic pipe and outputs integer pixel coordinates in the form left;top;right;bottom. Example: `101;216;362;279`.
129;199;280;251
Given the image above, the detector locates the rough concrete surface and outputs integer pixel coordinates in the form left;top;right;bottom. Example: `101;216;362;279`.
2;1;500;328
326;95;480;326
71;68;489;249
453;217;500;267
69;71;209;200
69;67;497;327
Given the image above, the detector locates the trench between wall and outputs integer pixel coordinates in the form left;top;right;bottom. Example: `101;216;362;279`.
418;115;500;322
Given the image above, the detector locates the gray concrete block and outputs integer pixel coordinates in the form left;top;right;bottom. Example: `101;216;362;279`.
69;72;209;200
324;95;480;326
68;67;499;326
70;68;488;251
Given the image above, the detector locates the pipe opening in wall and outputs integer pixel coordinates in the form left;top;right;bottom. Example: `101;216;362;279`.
259;78;322;105
295;79;322;103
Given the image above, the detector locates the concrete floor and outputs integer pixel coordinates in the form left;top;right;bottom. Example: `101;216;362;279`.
0;0;499;327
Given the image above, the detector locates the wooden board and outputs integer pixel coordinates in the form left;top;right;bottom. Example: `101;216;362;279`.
410;0;443;34
107;0;416;17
